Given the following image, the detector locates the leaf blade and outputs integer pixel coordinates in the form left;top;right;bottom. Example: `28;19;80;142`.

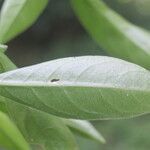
0;56;149;119
0;0;48;43
63;119;105;143
0;110;30;150
6;101;78;150
71;0;150;69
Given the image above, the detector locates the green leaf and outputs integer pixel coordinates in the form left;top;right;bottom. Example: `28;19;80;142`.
0;97;79;150
71;0;150;69
0;98;78;150
0;44;7;52
6;101;78;150
0;51;16;72
0;0;48;43
0;56;149;120
63;119;105;143
0;110;30;150
0;96;8;114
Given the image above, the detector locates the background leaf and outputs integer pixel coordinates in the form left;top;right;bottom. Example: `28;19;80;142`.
6;101;78;150
0;111;30;150
0;97;79;150
0;0;48;43
71;0;150;69
63;119;105;143
0;44;7;52
0;56;149;120
0;51;16;72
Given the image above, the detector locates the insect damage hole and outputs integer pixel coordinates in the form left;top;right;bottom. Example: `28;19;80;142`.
51;79;60;82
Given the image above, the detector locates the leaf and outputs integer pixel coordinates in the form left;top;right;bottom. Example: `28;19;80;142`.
0;44;7;53
0;44;16;73
71;0;150;69
0;97;79;150
0;51;16;72
0;110;30;150
6;101;78;150
0;96;8;114
0;0;48;43
0;100;78;150
0;56;149;120
63;119;105;143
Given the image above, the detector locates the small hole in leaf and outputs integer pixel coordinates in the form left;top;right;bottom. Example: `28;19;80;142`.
51;79;60;82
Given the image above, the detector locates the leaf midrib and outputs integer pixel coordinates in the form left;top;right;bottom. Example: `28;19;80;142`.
0;80;149;92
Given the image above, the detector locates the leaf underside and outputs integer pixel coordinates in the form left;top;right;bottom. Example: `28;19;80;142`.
0;56;149;120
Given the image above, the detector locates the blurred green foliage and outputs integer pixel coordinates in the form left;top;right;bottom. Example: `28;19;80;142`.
0;0;149;150
5;0;150;66
77;114;150;150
